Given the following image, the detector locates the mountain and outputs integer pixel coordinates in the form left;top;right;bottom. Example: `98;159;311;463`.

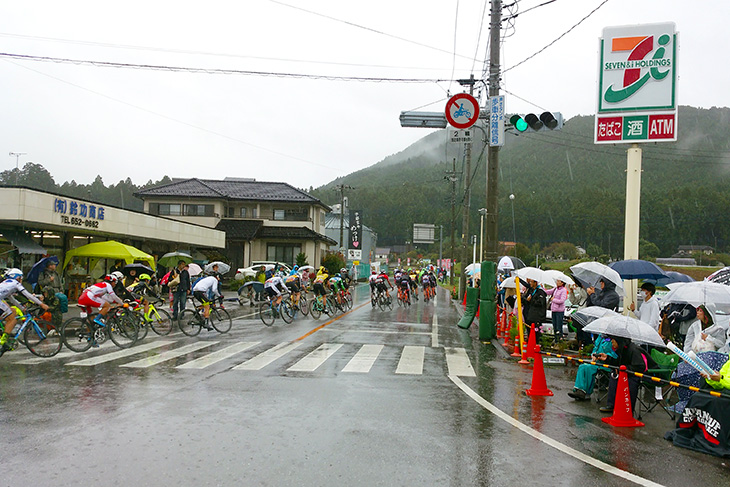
311;106;730;256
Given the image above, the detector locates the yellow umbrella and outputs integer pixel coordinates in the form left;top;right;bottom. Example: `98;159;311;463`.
63;240;155;271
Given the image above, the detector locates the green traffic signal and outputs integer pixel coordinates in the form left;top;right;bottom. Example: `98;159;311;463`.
509;115;528;132
509;112;563;132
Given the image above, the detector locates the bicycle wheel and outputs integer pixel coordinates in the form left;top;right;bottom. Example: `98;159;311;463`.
385;295;393;310
108;314;138;348
210;308;232;333
298;295;309;316
345;293;353;310
309;298;321;319
325;296;337;315
24;319;62;357
149;308;173;335
135;313;149;341
62;317;93;353
179;309;202;336
259;302;275;326
279;302;293;324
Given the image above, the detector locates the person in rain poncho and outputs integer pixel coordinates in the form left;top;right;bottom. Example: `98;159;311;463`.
586;278;620;311
684;303;726;354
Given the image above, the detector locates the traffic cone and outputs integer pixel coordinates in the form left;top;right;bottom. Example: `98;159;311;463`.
602;366;644;428
526;345;553;396
519;324;536;364
510;335;521;357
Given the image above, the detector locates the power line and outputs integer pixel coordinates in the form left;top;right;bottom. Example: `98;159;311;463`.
504;0;611;73
504;0;558;20
0;52;449;83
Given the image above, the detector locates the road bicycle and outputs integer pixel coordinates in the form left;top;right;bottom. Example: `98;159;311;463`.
309;293;335;319
285;292;309;319
61;303;139;352
397;286;411;307
0;305;62;358
377;290;393;311
259;295;293;326
128;297;173;339
179;300;232;336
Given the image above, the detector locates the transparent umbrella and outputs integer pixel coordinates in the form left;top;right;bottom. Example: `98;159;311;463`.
583;314;666;347
514;267;555;286
205;261;231;275
187;263;203;277
570;306;620;327
544;269;574;286
570;261;624;295
661;280;730;313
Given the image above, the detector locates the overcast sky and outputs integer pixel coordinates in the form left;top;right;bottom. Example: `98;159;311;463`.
1;0;727;190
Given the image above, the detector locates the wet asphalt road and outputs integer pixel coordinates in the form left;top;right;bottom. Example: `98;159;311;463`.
0;285;728;486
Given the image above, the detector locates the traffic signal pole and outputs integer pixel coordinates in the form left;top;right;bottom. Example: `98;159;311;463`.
485;0;502;263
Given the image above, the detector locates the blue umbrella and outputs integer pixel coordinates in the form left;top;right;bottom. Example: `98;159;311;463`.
646;271;694;288
27;255;60;286
608;259;666;280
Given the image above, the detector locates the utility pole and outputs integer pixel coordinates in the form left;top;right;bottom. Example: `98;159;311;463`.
484;0;502;263
446;159;458;285
334;184;353;253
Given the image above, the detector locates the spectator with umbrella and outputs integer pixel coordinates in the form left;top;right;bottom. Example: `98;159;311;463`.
170;260;191;321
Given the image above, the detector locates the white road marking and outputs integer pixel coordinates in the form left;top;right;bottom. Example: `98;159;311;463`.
432;314;439;348
65;341;175;366
120;341;217;368
233;342;301;370
444;347;475;377
449;376;665;487
288;343;343;372
395;345;424;375
176;341;260;369
342;344;384;373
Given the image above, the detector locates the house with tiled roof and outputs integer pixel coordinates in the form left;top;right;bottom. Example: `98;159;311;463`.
135;177;335;270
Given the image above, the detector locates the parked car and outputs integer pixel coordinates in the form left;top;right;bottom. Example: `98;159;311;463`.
235;261;292;280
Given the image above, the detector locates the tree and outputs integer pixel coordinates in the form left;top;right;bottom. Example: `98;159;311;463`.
638;239;660;260
321;252;345;275
541;242;578;260
587;244;603;259
295;252;309;267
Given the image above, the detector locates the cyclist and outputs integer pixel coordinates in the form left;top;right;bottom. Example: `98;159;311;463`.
191;274;222;323
421;272;432;301
264;272;288;311
78;273;124;328
0;268;49;350
375;270;393;300
285;271;302;310
398;272;412;303
312;267;329;304
339;268;351;290
368;270;379;300
408;268;419;300
328;274;345;307
129;273;160;322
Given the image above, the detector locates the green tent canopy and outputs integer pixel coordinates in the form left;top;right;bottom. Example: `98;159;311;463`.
63;240;155;272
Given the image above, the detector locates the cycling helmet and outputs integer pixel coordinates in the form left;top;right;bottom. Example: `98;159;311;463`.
319;266;326;273
4;268;23;280
139;273;151;281
111;271;124;281
340;268;347;274
104;274;118;283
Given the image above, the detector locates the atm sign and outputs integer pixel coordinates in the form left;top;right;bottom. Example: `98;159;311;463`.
595;112;676;143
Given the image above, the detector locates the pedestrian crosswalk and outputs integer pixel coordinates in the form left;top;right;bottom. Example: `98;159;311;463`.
4;339;477;377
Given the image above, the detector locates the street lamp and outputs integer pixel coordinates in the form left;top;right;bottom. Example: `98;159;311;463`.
478;208;487;262
9;152;26;186
509;194;516;257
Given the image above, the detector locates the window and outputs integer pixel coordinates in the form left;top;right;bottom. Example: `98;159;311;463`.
240;207;247;218
274;209;286;221
157;204;181;216
183;204;213;216
251;208;257;218
267;245;301;266
273;208;309;221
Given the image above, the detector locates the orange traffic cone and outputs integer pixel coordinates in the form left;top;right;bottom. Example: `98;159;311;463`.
510;335;521;357
602;366;644;428
519;324;536;364
526;345;553;396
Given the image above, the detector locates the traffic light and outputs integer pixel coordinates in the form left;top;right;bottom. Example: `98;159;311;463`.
509;112;563;132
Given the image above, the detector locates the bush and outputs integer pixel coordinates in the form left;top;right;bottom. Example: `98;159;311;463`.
295;253;309;267
321;252;345;276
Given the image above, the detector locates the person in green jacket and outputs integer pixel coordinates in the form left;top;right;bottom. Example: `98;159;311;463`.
703;358;730;390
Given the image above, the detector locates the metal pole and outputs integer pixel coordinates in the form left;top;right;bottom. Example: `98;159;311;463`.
459;74;475;298
484;0;502;263
9;152;26;186
510;194;516;256
624;143;642;314
479;213;484;262
439;225;443;270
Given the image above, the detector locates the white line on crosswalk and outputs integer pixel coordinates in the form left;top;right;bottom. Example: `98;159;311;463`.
395;345;425;375
120;341;218;368
342;344;384;373
444;347;475;377
432;314;439;348
176;341;260;369
65;341;175;366
288;343;343;372
232;342;301;370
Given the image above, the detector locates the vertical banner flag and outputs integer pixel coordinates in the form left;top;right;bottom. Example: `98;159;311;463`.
350;210;362;251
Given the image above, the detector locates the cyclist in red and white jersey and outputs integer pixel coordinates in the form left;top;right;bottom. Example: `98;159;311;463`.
78;274;124;326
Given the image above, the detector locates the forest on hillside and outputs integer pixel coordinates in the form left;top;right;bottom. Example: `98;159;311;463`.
312;106;730;258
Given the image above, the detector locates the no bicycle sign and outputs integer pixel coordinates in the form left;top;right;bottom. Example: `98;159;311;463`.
445;93;479;130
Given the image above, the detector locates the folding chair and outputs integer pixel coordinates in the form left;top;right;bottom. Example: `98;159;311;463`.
635;349;680;420
592;368;611;404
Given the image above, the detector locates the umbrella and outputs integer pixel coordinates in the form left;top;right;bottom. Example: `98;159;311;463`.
608;259;666;280
188;263;203;277
498;256;526;271
570;306;620;327
123;263;154;276
62;240;155;271
205;261;231;275
544;269;574;286
27;255;60;285
498;276;525;291
645;271;694;288
706;266;730;286
158;251;193;267
661;280;730;312
570;261;624;294
299;265;315;274
582;314;665;347
464;263;480;274
513;267;555;286
672;351;729;414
